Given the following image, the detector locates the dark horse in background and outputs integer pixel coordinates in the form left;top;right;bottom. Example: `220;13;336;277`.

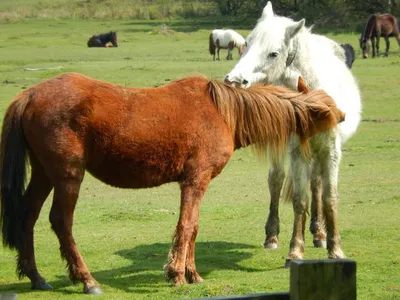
360;13;400;58
0;72;344;294
87;31;118;47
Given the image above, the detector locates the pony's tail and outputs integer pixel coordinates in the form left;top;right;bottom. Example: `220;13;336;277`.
281;166;293;203
209;33;215;55
0;91;31;251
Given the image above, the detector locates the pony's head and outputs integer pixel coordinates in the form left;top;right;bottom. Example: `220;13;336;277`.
110;31;118;47
224;1;305;88
359;37;369;58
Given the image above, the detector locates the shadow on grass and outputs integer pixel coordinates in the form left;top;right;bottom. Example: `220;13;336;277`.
0;241;265;295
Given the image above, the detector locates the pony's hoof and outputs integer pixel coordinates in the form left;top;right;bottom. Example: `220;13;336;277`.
264;242;279;249
173;277;187;286
31;281;53;291
313;239;327;248
85;286;103;295
186;273;204;284
284;259;292;268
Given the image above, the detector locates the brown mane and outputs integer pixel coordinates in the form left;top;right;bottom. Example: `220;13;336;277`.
209;80;344;160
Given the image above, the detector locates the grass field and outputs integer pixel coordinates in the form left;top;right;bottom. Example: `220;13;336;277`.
0;16;399;300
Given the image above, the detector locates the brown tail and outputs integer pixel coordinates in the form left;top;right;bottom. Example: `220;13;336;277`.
0;90;32;251
209;33;215;55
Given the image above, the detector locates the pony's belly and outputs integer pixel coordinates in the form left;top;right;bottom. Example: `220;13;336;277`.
86;156;184;189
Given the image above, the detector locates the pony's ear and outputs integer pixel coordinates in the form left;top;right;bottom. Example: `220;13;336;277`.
285;19;305;43
262;1;274;19
297;76;310;93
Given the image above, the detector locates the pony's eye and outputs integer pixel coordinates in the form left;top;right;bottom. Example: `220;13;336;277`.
269;52;279;58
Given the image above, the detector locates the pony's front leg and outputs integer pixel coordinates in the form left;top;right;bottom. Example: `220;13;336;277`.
164;178;210;285
185;219;203;284
384;36;390;57
309;161;327;248
264;160;285;249
286;146;309;267
321;139;345;259
375;37;380;57
50;177;102;294
226;49;233;60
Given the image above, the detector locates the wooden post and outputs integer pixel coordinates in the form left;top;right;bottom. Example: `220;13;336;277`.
290;259;356;300
0;294;17;300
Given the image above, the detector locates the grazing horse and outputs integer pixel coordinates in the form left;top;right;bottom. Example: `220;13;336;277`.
341;44;356;69
209;29;246;61
87;31;118;47
0;72;344;294
225;1;362;265
359;13;400;58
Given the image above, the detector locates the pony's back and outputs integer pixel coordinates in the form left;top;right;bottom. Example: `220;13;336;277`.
299;30;361;143
225;29;246;47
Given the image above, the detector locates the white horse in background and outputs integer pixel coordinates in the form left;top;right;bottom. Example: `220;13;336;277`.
224;2;361;265
209;29;247;61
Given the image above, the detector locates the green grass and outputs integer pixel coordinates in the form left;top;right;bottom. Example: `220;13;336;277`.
0;17;400;300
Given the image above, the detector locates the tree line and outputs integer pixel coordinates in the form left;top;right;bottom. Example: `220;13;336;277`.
212;0;399;30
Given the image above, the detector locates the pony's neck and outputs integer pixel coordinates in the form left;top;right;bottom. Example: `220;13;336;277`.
362;15;376;40
281;30;319;90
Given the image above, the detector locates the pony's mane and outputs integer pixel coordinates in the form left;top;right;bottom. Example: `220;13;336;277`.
361;14;377;41
230;31;246;47
208;81;343;161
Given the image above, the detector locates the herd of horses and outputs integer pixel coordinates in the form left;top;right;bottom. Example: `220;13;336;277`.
0;1;396;295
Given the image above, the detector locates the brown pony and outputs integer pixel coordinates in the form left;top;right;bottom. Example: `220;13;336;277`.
360;13;400;58
0;73;344;294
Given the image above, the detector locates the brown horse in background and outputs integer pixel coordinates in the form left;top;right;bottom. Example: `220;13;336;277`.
0;73;344;294
360;13;400;58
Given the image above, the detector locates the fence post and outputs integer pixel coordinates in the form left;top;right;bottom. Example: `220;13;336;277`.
0;294;17;300
290;259;356;300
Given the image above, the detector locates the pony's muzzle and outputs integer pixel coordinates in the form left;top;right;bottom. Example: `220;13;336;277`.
224;75;247;87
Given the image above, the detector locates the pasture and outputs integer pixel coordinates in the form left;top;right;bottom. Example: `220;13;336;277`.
0;18;399;300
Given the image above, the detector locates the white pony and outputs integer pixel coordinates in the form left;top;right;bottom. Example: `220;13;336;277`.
224;2;361;264
209;29;246;61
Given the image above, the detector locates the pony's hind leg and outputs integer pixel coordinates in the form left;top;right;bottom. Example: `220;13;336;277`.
18;156;53;290
49;168;101;294
309;162;327;248
164;176;211;286
264;160;285;249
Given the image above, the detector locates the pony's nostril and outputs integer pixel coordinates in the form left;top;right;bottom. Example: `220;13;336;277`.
224;76;232;84
242;79;249;85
